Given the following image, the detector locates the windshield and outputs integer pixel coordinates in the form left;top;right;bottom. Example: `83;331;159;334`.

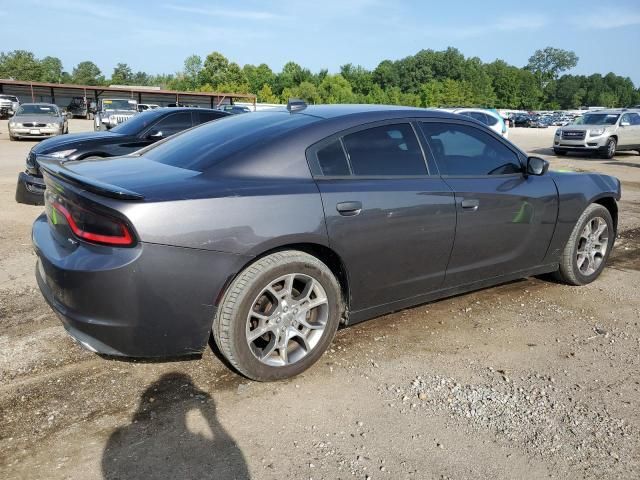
17;104;59;116
110;109;167;135
102;99;137;110
575;113;619;125
143;111;319;172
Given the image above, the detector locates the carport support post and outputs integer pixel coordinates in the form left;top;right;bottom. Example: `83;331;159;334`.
30;83;34;102
138;92;142;104
50;87;55;105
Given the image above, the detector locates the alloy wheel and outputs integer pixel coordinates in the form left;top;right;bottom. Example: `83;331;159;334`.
576;216;609;276
245;273;329;367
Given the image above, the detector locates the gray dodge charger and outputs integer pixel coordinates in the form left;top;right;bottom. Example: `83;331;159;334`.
33;104;621;381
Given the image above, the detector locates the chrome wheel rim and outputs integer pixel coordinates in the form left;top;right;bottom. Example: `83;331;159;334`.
608;140;615;157
577;216;609;276
246;273;329;367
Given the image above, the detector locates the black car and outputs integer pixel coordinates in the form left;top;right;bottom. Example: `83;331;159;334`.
15;107;229;205
32;103;621;381
513;114;534;127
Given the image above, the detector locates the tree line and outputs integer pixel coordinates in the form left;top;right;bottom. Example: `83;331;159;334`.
1;47;638;110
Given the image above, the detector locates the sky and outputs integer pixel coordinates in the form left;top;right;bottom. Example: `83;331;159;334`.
1;0;639;84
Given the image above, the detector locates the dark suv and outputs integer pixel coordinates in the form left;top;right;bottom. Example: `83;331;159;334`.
15;107;229;205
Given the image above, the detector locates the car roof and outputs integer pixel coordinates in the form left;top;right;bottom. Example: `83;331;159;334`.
21;102;57;107
268;104;459;121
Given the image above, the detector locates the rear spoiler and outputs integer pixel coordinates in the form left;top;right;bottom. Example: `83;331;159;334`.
38;157;144;201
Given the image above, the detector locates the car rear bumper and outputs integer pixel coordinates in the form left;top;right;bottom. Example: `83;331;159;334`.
16;171;45;205
32;213;249;358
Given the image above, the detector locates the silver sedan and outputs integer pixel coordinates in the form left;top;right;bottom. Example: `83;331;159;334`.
8;103;68;141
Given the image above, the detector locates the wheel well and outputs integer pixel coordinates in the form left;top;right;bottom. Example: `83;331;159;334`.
594;197;618;234
224;243;350;314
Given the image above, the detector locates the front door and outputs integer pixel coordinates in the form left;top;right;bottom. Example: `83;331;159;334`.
308;122;457;313
420;120;558;287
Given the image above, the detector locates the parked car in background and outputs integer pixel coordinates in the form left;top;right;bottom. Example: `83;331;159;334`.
0;94;20;118
94;98;138;131
452;108;508;137
554;109;640;158
31;103;621;381
8;103;68;141
15;107;229;205
137;104;160;112
513;114;534;127
218;104;252;114
66;96;89;119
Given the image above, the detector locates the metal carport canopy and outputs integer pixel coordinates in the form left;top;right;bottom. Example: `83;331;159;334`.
0;78;256;109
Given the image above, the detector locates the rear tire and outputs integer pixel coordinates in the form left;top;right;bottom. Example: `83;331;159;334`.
9;134;16;141
213;251;343;381
555;204;613;286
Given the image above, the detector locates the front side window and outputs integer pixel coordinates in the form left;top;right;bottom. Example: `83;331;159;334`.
421;122;521;176
341;124;427;176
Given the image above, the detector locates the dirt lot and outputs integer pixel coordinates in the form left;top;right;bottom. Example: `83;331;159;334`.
0;120;639;480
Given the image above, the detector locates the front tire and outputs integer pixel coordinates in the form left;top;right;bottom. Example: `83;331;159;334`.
554;148;567;156
555;204;613;286
213;251;343;381
600;137;617;159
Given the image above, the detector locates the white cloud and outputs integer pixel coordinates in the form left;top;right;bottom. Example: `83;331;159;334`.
163;4;286;21
572;9;640;29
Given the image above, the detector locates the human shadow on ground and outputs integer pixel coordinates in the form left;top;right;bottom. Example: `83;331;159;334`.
102;372;250;480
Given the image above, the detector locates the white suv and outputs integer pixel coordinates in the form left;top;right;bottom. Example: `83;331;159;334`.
553;109;640;159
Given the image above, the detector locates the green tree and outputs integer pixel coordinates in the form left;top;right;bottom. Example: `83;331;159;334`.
292;81;321;104
72;61;104;85
110;63;133;85
0;50;42;80
526;47;579;89
183;54;203;90
340;64;373;95
257;84;279;103
39;56;63;83
244;63;275;94
318;74;355;103
201;52;230;88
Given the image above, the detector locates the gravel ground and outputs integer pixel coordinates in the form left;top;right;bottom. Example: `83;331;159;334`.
0;121;639;480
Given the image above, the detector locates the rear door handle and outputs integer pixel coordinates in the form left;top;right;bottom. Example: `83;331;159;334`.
336;201;362;216
461;199;479;211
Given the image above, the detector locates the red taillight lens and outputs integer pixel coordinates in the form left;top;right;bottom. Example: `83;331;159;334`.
51;200;134;246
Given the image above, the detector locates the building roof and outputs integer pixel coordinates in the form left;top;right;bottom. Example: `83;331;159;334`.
0;78;256;101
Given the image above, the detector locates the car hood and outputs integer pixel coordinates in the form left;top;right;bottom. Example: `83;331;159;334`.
32;131;125;154
13;114;63;124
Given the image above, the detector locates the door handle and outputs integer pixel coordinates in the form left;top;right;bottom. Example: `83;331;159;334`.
336;201;362;216
461;199;479;211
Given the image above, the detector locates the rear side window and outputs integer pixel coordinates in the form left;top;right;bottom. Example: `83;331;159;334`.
197;111;227;124
342;124;427;176
421;122;521;176
317;140;350;176
144;112;319;172
152;112;193;136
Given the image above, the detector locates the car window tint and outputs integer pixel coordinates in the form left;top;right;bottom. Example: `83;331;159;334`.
631;113;640;125
421;122;521;176
468;112;488;124
485;114;499;126
197;111;226;124
342;124;427;176
152;112;193;136
316;140;350;176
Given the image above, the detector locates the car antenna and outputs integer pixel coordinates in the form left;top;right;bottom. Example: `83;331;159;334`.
287;98;307;113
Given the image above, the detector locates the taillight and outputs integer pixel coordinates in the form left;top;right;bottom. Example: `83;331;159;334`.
50;200;134;246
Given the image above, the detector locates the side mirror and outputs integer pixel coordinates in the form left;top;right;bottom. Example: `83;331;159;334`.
620;121;630;127
147;130;163;139
527;156;549;176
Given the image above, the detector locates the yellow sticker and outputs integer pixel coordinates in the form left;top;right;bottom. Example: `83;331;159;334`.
103;100;112;104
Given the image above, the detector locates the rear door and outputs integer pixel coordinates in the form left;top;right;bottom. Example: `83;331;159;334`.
619;112;640;147
420;120;558;287
308;121;457;313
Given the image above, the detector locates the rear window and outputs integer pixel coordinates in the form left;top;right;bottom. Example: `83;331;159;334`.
143;111;318;172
